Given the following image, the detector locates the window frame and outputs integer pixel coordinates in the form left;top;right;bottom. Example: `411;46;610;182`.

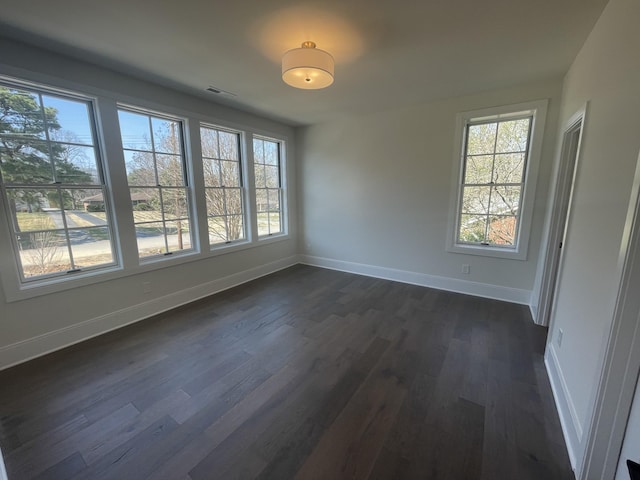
199;122;249;249
253;135;287;239
447;100;548;260
117;104;197;262
0;76;122;288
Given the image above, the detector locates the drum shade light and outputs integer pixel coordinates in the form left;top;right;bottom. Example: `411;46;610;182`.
282;41;334;89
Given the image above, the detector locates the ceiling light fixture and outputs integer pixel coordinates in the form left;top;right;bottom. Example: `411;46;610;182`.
282;41;334;90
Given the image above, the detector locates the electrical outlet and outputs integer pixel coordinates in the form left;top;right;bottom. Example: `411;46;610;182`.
143;281;152;294
557;328;563;348
462;264;470;274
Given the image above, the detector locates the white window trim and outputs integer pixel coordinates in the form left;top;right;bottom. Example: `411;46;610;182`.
446;99;548;260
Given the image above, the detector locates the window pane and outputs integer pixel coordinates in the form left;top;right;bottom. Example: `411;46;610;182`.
466;123;497;155
118;110;152;150
152;118;181;154
227;214;244;242
206;187;226;217
464;155;493;185
462;186;490;214
458;214;487;243
200;128;219;158
59;187;100;216
225;188;243;215
220;160;240;187
264;142;278;165
218;131;239;160
13;210;56;233
135;222;166;258
267;189;280;212
208;216;227;245
0;87;46;139
0;140;53;185
265;165;279;188
253;138;265;164
255;188;268;213
8;188;58;230
68;227;114;269
489;185;521;215
124;150;155;186
18;229;71;278
254;164;266;187
488;216;517;245
257;214;269;236
269;212;281;234
157;154;184;186
54;145;99;184
496;118;530;153
203;159;221;187
42;95;94;146
161;187;188;218
493;153;525;184
167;218;191;253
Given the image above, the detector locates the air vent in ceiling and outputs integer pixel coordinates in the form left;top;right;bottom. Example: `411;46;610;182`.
205;86;236;97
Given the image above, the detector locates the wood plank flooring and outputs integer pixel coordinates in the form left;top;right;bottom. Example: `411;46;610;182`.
0;265;573;479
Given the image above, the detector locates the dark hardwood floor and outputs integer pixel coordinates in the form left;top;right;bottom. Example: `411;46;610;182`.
0;265;573;479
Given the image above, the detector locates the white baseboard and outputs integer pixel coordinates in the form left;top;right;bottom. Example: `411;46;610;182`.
299;254;532;305
0;255;298;371
545;344;583;472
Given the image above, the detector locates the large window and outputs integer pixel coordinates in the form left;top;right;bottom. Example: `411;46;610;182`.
118;107;193;259
253;136;284;237
0;80;117;281
0;73;291;300
200;125;245;246
449;101;547;259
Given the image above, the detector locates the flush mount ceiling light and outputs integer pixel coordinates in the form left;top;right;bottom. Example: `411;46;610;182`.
282;41;334;89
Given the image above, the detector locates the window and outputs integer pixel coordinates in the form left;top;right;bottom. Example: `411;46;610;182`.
118;107;193;259
0;72;292;301
449;101;547;259
0;80;117;282
200;125;245;246
253;136;284;237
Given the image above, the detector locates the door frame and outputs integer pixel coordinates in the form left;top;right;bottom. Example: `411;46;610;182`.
537;104;587;328
579;147;640;479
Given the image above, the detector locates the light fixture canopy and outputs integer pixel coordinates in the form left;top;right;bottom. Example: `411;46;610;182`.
282;41;334;90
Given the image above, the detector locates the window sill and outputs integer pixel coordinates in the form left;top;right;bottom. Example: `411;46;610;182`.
447;243;527;261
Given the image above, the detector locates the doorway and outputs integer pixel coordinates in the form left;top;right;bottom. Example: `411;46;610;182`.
537;106;586;328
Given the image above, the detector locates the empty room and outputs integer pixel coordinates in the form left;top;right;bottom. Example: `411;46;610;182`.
1;0;640;479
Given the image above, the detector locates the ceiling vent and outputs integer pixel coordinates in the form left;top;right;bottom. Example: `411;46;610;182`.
205;86;236;96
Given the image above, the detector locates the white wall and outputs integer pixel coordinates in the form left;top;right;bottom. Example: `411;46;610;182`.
0;39;298;369
297;81;561;304
543;0;640;472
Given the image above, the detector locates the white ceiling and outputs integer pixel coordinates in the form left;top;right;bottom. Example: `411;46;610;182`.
0;0;608;126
